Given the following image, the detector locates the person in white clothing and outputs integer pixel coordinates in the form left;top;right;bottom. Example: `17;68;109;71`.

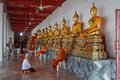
22;53;35;74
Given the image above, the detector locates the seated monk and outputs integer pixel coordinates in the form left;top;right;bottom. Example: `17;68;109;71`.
36;44;47;56
22;53;35;74
80;3;103;38
51;44;66;70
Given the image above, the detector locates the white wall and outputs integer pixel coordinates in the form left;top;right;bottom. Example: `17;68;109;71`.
32;0;120;58
3;13;6;53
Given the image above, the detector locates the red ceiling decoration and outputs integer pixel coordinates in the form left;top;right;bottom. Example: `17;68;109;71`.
0;0;3;3
4;0;65;32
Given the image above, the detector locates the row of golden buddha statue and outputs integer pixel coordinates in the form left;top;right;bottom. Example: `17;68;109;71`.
30;3;107;60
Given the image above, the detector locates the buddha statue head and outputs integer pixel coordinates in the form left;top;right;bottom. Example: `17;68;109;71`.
45;27;48;37
45;27;48;31
36;29;41;38
73;11;79;23
36;29;41;35
54;22;58;30
48;24;52;31
42;29;45;33
62;17;66;26
90;2;97;17
42;29;45;37
33;33;37;36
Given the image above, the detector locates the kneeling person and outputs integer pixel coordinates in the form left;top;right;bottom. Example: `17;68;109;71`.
22;53;35;74
51;44;66;70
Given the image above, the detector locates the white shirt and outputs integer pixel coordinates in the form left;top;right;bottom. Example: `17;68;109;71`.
22;58;31;70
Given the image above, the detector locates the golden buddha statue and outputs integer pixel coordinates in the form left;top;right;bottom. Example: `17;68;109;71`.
71;11;82;36
61;18;69;35
41;29;45;38
80;3;103;38
36;29;42;39
48;24;53;37
54;22;60;37
45;27;49;38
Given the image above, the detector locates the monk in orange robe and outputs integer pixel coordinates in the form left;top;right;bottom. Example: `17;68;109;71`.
51;44;66;70
36;44;47;56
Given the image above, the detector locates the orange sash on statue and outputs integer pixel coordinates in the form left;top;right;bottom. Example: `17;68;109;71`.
28;44;35;50
36;46;46;56
51;48;66;70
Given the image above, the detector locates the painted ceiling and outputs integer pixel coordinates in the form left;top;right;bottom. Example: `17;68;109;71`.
4;0;65;32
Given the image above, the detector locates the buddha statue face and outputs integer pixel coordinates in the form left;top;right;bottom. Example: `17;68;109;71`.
62;18;66;26
73;11;79;23
90;3;97;17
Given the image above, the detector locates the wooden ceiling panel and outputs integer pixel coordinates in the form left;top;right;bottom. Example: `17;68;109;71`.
4;0;66;32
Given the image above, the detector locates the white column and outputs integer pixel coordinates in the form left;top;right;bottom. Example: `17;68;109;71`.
6;17;9;43
3;13;7;53
0;3;3;61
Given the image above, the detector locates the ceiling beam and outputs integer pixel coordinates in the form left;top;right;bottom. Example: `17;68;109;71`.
7;6;53;13
9;13;47;19
10;17;42;21
5;0;63;7
10;19;42;22
8;10;48;16
11;20;41;23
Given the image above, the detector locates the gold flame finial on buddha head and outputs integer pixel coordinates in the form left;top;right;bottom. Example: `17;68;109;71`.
90;2;97;17
62;17;66;26
54;22;58;29
48;24;52;30
73;11;79;23
45;27;48;30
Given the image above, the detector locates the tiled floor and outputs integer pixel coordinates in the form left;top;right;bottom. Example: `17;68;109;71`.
0;55;83;80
